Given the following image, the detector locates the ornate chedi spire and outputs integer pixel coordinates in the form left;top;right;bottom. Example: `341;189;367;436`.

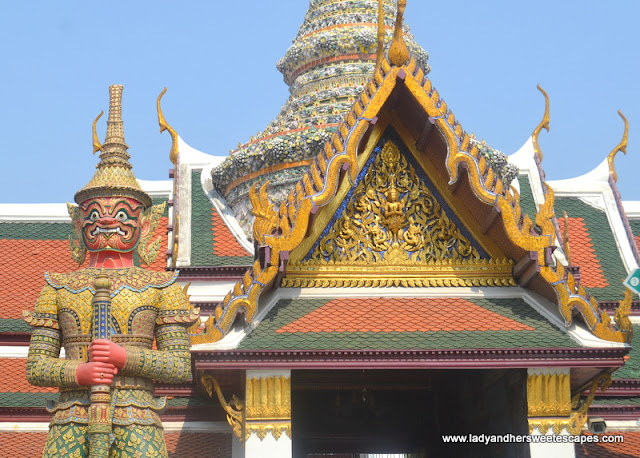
75;85;152;208
212;0;430;236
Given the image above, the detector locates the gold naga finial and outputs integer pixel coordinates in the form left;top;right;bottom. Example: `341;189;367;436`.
607;110;628;183
92;111;104;154
375;0;385;69
388;0;409;67
562;211;572;265
532;84;550;162
157;87;179;166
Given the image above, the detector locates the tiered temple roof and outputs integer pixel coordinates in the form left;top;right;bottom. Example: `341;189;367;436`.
212;0;429;234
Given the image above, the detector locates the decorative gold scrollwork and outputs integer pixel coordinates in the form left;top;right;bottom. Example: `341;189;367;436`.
250;181;279;245
202;374;245;440
309;140;480;265
567;373;612;435
67;203;86;265
527;372;571;417
137;202;166;266
281;139;517;287
245;375;292;441
528;419;569;435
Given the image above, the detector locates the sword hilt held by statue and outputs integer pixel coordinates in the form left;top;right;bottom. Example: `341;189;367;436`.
88;273;113;458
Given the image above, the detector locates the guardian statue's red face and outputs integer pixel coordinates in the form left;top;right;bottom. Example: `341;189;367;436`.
79;197;149;252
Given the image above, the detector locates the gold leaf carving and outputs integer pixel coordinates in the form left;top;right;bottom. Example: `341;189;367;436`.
202;374;245;440
283;138;515;287
246;376;291;420
527;373;571;417
245;375;291;442
67;203;86;265
567;374;612;435
308;140;480;265
138;202;166;266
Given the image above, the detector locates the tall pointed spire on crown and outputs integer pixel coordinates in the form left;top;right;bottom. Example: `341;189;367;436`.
101;84;130;165
75;85;152;207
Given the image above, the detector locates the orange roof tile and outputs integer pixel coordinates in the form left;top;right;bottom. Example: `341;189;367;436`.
0;359;57;393
0;218;167;320
165;431;231;457
0;239;88;319
276;298;535;333
144;216;169;272
211;209;250;257
576;431;640;457
0;432;48;456
560;217;609;288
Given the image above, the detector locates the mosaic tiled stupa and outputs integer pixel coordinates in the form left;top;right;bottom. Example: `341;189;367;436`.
212;0;430;235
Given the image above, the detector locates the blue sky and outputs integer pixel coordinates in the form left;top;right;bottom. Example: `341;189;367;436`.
1;0;638;202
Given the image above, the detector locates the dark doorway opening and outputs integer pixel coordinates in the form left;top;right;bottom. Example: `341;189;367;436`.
292;369;529;458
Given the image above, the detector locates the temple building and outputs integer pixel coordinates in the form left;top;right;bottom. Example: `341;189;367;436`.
1;1;639;457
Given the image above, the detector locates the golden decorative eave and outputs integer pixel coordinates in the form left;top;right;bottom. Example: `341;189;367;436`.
607;110;628;183
189;52;632;345
201;373;292;442
532;84;550;163
283;258;515;288
527;372;571;418
245;375;292;441
528;372;613;435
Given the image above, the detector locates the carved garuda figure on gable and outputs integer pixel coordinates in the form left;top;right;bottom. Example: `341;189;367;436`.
23;85;199;457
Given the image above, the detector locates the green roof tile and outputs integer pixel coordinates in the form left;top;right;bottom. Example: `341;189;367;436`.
0;319;31;333
190;170;252;267
0;393;219;409
592;396;640;406
166;396;216;407
0;392;58;408
518;175;537;220
555;197;628;301
614;324;640;379
0;222;73;241
628;219;640;244
152;197;170;216
238;297;579;350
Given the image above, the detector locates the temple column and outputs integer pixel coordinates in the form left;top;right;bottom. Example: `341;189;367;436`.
244;370;292;458
527;368;575;458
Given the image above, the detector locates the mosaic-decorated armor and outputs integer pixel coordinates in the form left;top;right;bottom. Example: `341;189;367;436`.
26;269;198;456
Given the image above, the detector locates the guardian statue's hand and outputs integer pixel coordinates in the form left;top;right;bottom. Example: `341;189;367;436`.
88;339;127;369
76;361;117;386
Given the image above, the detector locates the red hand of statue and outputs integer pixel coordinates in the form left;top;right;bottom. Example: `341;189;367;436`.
88;339;127;369
76;361;117;386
